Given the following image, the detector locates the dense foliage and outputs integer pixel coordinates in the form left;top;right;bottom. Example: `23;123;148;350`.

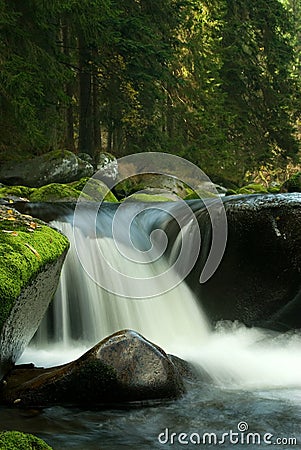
0;0;300;182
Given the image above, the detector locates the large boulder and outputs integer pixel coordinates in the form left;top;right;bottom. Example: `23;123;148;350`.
0;206;69;379
186;193;301;330
0;150;93;187
1;330;185;407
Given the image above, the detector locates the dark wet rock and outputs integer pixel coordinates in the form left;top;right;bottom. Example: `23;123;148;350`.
168;355;199;382
186;193;301;330
1;330;185;407
0;150;93;187
0;206;69;379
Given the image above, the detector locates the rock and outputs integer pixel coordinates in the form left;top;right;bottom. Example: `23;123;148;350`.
281;172;301;193
185;193;301;329
96;152;118;185
0;150;94;187
29;183;86;202
0;206;69;379
78;152;94;164
123;191;177;202
1;330;185;407
168;355;199;381
0;431;53;449
0;179;118;203
0;185;32;202
70;178;118;202
237;183;269;195
114;173;191;200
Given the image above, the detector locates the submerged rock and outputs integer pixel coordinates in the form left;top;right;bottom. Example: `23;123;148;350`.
1;330;184;408
0;206;69;379
0;150;93;187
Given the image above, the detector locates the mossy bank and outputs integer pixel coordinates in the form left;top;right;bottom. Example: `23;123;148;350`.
0;178;118;203
0;206;69;378
0;431;53;449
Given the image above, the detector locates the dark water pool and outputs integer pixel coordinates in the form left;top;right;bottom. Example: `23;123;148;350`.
1;381;300;450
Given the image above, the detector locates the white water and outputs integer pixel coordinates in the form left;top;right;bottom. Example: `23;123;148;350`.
20;213;209;366
19;206;301;392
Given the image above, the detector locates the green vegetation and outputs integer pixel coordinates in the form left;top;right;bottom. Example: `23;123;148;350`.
29;183;86;202
282;171;301;192
0;206;69;330
0;431;52;450
123;193;176;202
0;179;118;202
0;1;300;183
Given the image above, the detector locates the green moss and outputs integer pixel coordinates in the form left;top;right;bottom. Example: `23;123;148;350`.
123;193;175;202
42;149;70;162
25;179;117;203
226;189;238;196
29;183;84;202
71;178;118;202
282;172;301;192
238;183;268;195
0;207;69;331
0;431;53;449
268;185;281;193
0;186;33;200
184;189;217;200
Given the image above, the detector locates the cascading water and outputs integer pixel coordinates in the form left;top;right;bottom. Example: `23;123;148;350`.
19;201;301;392
20;202;209;366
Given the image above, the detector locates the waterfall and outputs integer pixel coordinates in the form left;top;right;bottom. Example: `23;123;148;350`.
20;202;209;366
19;201;301;391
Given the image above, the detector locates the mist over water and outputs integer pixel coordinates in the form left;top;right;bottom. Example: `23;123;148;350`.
19;204;301;394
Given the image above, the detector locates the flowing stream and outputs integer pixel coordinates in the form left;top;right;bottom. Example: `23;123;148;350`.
11;201;301;449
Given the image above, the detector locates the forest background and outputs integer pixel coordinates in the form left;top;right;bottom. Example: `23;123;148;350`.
0;0;300;186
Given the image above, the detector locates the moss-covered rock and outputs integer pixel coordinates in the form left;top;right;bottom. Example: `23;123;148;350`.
0;186;33;201
238;183;269;195
0;206;69;379
0;179;118;203
267;185;281;194
281;172;301;193
29;183;84;202
184;189;217;200
114;173;191;200
70;178;118;202
96;152;118;183
0;149;93;187
123;192;176;202
0;431;52;450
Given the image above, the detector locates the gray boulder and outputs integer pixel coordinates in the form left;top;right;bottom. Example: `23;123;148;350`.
0;150;93;187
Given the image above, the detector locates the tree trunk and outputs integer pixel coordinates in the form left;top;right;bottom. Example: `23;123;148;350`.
78;33;93;156
92;74;101;167
62;19;75;152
